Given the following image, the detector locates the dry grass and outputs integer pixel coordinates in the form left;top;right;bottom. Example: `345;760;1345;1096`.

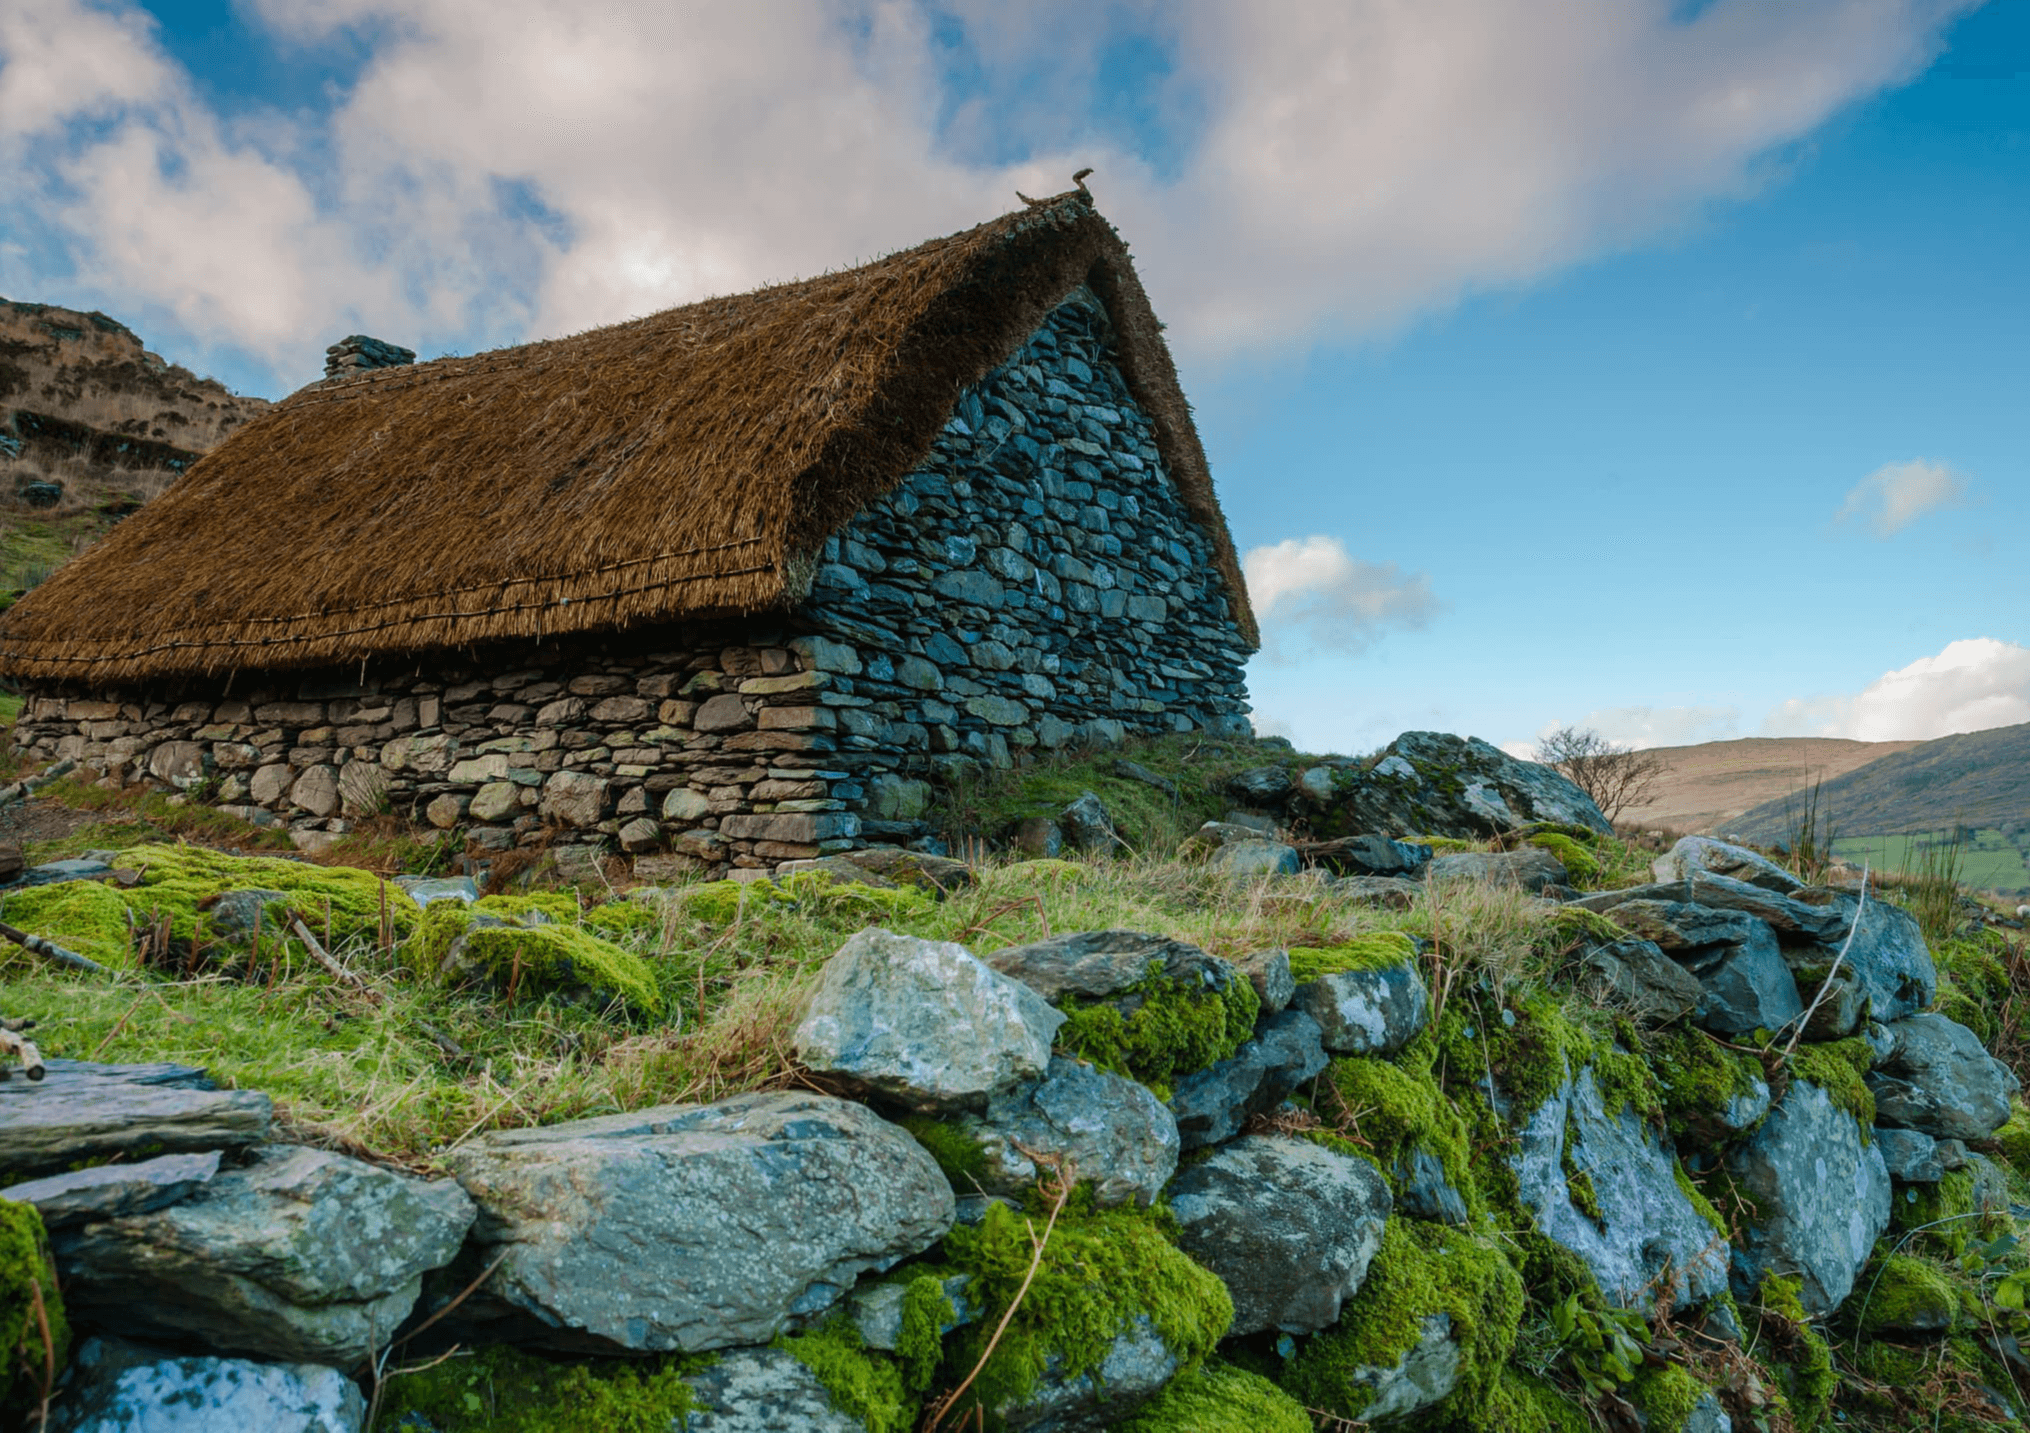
0;189;1255;685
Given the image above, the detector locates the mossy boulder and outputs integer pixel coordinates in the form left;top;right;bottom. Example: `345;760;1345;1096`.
1110;1358;1311;1433
370;1343;712;1432
425;898;662;1013
1853;1254;1960;1335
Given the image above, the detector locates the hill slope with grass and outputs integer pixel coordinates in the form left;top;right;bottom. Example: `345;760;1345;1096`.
1615;735;1922;835
1729;721;2030;844
0;297;268;596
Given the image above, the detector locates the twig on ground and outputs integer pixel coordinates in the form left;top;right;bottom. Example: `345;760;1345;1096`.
293;918;382;1002
0;916;107;974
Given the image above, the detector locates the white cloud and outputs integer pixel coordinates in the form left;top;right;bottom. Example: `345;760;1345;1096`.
1242;534;1437;655
1531;705;1742;753
0;0;1978;391
1763;638;2030;741
1837;458;1968;536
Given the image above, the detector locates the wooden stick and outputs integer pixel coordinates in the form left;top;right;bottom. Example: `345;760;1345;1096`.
292;918;382;1003
1;1020;46;1080
0;918;108;974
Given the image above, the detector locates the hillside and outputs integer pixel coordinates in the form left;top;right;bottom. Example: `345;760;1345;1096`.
1729;719;2030;844
0;297;268;595
1613;734;1921;834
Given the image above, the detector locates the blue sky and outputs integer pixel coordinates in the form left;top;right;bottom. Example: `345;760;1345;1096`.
3;0;2024;756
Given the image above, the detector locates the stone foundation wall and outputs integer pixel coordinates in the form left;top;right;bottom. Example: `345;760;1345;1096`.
7;289;1254;873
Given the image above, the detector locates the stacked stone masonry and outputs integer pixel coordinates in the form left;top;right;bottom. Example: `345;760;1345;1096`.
11;290;1253;875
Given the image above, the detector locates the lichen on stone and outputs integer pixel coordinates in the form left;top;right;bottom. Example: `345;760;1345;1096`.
1789;1038;1877;1132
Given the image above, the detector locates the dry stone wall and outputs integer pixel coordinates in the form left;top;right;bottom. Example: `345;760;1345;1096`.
8;289;1253;875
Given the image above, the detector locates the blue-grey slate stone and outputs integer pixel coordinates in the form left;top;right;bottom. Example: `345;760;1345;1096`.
1784;893;1937;1025
1295;731;1611;839
679;1347;865;1432
1680;920;1804;1038
1295;961;1429;1057
442;1092;955;1354
1167;1009;1328;1150
1652;836;1803;893
793;928;1062;1113
1227;766;1294;804
47;1335;364;1433
954;1056;1179;1207
989;1313;1182;1432
1510;1066;1729;1311
1209;839;1301;877
1395;1146;1472;1226
57;1145;475;1365
1059;791;1116;852
1574;873;1848;943
391;876;479;907
1577;938;1704;1024
0;1059;272;1181
848;1273;978;1351
1725;1080;1892;1315
1168;1135;1390;1336
1426;847;1568;892
1;1150;219;1229
1867;1013;2020;1141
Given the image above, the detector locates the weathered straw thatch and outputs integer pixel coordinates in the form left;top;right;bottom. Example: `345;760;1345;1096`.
0;191;1254;685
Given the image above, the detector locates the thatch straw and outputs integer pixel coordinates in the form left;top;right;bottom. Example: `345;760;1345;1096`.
0;193;1256;684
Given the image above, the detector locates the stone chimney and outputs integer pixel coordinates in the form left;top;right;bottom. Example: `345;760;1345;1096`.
324;335;416;381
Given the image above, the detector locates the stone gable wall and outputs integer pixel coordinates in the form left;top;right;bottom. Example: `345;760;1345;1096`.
8;291;1252;874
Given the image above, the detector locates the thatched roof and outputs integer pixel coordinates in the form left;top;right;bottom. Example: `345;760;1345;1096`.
0;191;1255;685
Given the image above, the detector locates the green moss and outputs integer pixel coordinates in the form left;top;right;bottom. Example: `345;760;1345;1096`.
1853;1254;1959;1335
1286;931;1417;983
1890;1167;2007;1257
1435;987;1657;1126
895;1274;955;1394
0;879;138;968
1321;1043;1483;1224
0;1199;68;1413
1055;964;1259;1094
1279;1220;1523;1424
777;1319;915;1433
1648;1025;1765;1141
938;1200;1232;1421
1109;1358;1311;1433
1790;1038;1876;1132
374;1345;708;1431
453;923;661;1013
1933;935;2011;1044
1480;1367;1591;1433
1757;1274;1835;1430
1631;1365;1713;1433
1673;1160;1729;1238
678;879;778;925
900;1116;988;1188
116;842;421;948
1996;1098;2030;1177
1528;832;1599;884
1565;1163;1604;1225
475;892;583;923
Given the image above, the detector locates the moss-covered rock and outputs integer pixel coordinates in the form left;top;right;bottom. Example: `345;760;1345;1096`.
1480;1367;1592;1433
1109;1358;1311;1432
938;1200;1233;1424
1278;1219;1522;1425
1630;1365;1720;1433
0;1199;68;1414
1649;1025;1769;1142
777;1319;916;1433
1319;1040;1482;1225
425;899;663;1012
1852;1253;1959;1335
1055;965;1258;1096
0;879;138;968
1755;1273;1835;1429
1286;931;1418;984
1528;832;1599;884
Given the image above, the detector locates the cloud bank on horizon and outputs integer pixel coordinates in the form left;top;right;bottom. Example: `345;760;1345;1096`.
0;0;1977;391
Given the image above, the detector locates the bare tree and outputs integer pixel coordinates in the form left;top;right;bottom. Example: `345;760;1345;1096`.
1534;726;1672;826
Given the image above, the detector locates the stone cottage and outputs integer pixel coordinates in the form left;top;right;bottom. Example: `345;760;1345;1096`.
0;191;1257;872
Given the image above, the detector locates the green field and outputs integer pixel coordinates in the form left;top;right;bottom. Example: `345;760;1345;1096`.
1833;828;2030;896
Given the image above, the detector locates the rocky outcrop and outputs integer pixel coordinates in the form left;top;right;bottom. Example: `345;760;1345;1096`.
1426;847;1569;892
985;930;1230;1005
1168;1136;1391;1336
792;929;1062;1112
442;1092;954;1353
57;1145;474;1364
1294;731;1612;839
1652;836;1803;892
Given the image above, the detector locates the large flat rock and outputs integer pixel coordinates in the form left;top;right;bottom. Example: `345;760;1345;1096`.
442;1091;955;1354
0;1059;271;1180
47;1336;364;1433
57;1145;474;1365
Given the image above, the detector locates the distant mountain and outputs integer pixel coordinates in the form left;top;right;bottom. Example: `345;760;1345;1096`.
1727;722;2030;844
0;297;269;593
1614;736;1923;835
